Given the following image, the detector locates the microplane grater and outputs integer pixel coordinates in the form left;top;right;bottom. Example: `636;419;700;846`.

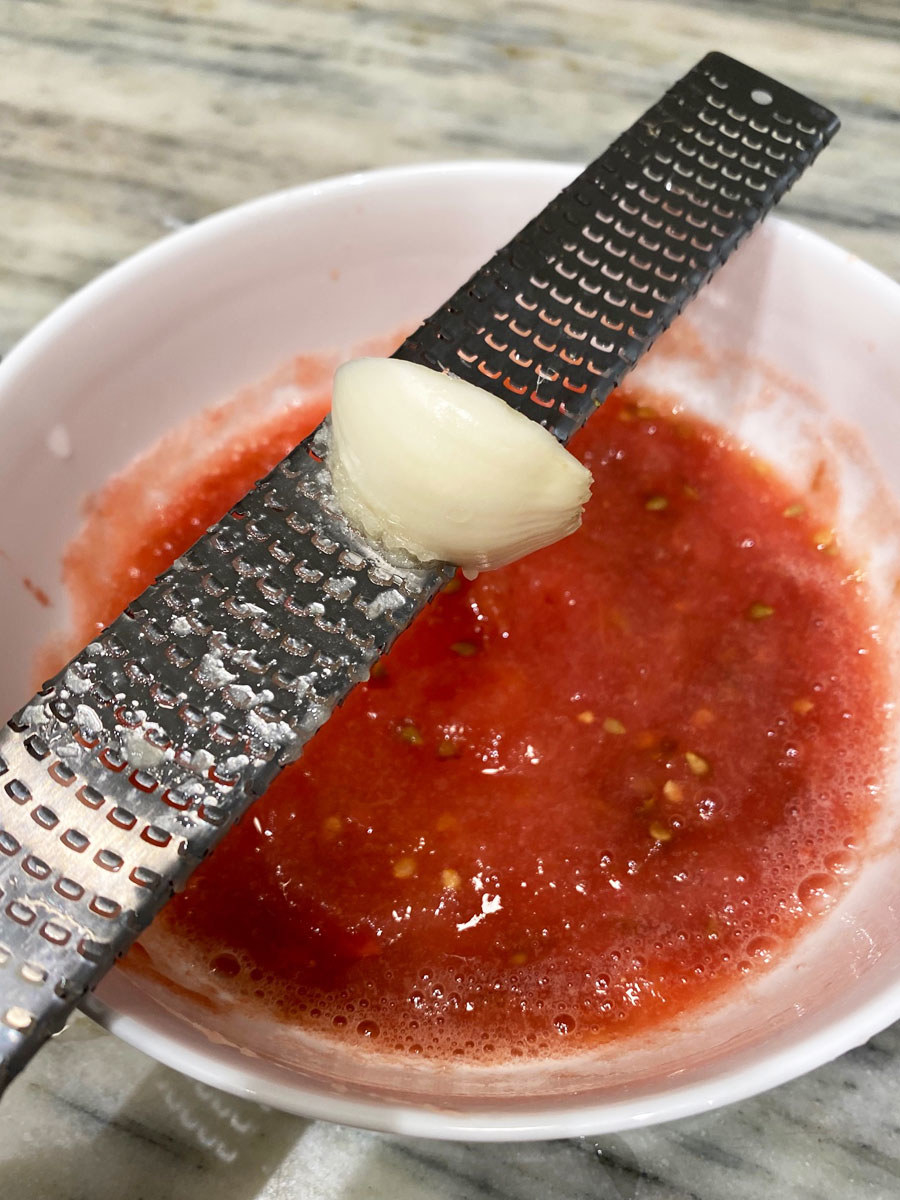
0;53;838;1089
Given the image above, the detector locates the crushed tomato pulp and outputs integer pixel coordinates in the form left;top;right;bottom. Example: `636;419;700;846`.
66;373;888;1061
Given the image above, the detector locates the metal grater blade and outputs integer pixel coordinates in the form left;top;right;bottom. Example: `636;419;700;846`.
0;52;838;1088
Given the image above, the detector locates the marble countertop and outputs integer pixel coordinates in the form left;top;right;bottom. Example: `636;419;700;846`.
1;2;900;1197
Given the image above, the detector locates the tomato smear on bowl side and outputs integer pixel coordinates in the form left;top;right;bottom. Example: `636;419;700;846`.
56;376;889;1062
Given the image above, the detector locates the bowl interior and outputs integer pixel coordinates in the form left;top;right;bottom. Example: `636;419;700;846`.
2;161;900;1139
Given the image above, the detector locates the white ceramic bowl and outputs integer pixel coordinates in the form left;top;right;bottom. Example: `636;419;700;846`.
2;162;900;1141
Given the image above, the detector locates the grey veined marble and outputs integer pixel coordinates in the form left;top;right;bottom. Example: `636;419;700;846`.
1;0;898;357
2;1013;900;1199
1;2;900;1198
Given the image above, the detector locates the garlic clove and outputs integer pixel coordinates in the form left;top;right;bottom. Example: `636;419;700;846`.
328;358;592;573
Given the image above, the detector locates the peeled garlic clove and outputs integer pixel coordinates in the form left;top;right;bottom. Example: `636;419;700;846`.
328;357;592;573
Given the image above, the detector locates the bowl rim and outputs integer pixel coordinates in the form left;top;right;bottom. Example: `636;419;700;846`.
6;157;900;1141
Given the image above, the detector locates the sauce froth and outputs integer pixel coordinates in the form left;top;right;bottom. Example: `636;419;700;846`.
61;371;888;1061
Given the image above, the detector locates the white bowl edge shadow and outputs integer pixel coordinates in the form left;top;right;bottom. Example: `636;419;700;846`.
2;161;900;1140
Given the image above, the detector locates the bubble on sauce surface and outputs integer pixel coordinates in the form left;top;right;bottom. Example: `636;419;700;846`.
825;848;860;876
209;953;242;978
745;936;779;963
797;873;841;915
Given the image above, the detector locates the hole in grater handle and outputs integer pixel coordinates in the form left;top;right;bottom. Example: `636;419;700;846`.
395;52;839;443
0;52;838;1091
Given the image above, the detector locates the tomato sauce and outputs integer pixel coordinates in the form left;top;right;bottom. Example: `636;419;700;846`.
63;374;888;1061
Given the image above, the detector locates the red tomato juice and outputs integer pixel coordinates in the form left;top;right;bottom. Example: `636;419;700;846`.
59;369;888;1062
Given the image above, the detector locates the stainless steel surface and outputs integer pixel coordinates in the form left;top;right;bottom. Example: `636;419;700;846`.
0;422;452;1086
397;54;839;440
0;53;838;1090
